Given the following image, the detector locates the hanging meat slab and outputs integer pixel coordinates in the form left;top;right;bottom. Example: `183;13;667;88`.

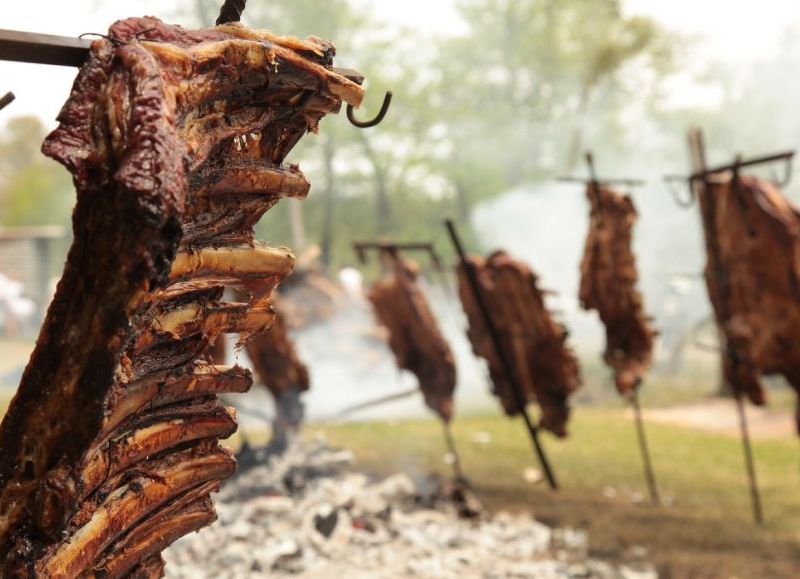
699;174;800;432
458;251;581;436
368;259;457;421
578;183;656;397
245;305;310;398
0;16;362;577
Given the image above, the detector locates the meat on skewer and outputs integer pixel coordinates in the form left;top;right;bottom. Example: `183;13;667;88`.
457;251;581;436
578;183;656;397
699;174;800;432
0;16;362;576
368;258;457;422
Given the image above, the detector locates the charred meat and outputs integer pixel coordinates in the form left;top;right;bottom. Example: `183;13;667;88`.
699;174;800;431
368;259;457;421
458;251;581;436
578;183;656;397
0;17;362;576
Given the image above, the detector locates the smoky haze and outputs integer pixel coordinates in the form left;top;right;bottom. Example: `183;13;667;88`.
2;0;800;423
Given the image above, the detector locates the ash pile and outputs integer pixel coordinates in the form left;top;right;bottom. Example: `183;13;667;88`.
164;437;656;579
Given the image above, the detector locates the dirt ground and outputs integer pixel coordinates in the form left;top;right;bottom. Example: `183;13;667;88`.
317;409;800;579
644;398;795;439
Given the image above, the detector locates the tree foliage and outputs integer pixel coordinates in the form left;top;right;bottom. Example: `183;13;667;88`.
0;116;73;227
2;0;681;270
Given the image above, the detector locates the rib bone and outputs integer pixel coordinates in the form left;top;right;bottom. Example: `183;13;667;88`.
0;15;361;576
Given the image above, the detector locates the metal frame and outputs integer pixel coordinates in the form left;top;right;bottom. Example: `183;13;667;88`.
560;151;659;504
353;241;442;270
664;148;795;208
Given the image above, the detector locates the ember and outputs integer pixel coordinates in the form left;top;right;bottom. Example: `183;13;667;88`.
164;438;657;579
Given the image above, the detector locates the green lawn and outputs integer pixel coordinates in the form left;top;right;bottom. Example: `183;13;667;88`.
306;409;800;579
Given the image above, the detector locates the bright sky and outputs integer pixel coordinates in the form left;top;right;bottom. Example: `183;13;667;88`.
1;0;798;123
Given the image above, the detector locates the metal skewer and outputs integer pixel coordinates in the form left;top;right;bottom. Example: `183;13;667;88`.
332;387;420;418
216;0;247;25
631;389;660;505
562;152;660;504
683;128;765;524
735;395;763;523
0;91;14;112
442;420;467;485
444;219;558;490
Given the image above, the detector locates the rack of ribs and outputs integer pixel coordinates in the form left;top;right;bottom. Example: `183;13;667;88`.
0;16;362;577
700;174;800;432
367;258;457;422
457;251;581;436
578;183;656;397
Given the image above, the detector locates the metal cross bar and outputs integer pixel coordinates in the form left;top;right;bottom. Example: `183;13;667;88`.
664;148;795;208
0;29;91;67
686;150;794;182
557;176;645;186
556;151;645;188
0;28;365;84
353;241;443;270
444;219;559;490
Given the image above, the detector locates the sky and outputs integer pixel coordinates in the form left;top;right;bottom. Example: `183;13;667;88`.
1;0;799;123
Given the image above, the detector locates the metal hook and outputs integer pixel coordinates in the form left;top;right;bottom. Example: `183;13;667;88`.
78;32;124;47
347;91;392;129
665;176;695;208
775;156;794;187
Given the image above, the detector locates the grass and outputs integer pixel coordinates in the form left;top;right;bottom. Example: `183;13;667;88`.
2;336;797;576
305;409;800;579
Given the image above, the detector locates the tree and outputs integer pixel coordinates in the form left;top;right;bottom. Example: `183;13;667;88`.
431;0;680;218
174;0;679;268
0;116;73;227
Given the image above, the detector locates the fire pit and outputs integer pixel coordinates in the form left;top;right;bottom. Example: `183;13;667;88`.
164;437;657;578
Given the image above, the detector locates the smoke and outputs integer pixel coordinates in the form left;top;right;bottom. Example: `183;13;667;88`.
290;287;498;423
237;179;720;426
470;180;716;396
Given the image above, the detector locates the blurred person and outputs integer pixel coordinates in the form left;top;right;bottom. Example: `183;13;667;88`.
0;273;35;338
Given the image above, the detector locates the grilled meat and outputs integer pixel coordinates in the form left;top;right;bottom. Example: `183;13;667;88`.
699;174;800;432
457;251;581;436
578;183;656;397
0;16;362;576
368;259;457;421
